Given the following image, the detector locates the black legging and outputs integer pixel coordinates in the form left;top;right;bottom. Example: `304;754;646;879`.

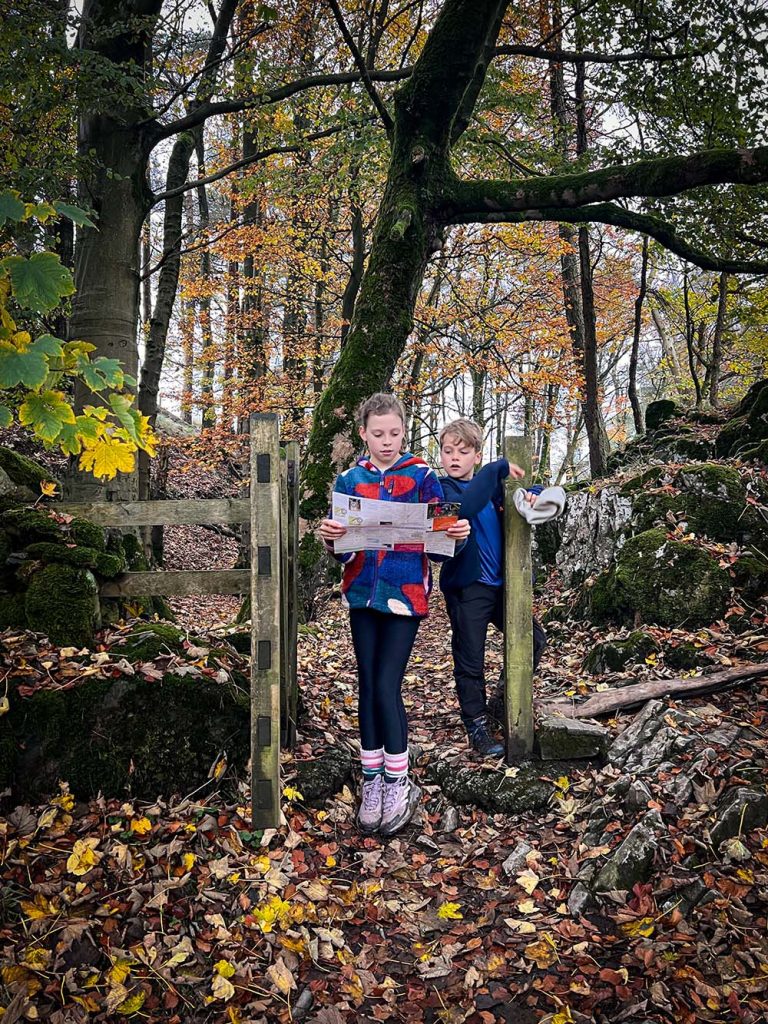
349;608;421;755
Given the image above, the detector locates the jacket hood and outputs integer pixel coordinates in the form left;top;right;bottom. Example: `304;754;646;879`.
356;452;428;473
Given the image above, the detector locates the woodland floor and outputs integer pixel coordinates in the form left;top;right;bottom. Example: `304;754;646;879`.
2;570;768;1023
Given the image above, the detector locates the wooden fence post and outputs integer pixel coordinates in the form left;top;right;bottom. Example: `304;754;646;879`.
503;435;534;760
282;441;300;749
250;413;282;828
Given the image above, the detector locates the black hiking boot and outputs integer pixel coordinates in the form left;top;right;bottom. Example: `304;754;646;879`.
467;715;504;757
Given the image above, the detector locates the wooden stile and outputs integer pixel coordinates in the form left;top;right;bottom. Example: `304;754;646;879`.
57;497;250;528
503;435;535;760
250;414;282;829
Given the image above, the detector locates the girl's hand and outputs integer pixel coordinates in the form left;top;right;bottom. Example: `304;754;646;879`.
508;462;526;479
319;518;347;541
446;518;471;540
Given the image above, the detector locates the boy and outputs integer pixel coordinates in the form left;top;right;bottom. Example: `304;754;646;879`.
439;419;547;756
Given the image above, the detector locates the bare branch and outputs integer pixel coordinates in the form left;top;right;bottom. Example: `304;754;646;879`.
326;0;394;134
493;41;720;64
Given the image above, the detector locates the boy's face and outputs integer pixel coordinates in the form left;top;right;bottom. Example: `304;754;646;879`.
440;434;482;480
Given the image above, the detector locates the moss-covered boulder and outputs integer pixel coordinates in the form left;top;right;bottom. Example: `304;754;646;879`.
69;517;106;552
716;379;768;458
112;622;192;661
0;593;26;629
24;564;100;646
294;747;353;806
732;554;768;602
1;508;62;546
664;641;713;671
631;463;751;542
23;541;123;578
583;631;659;673
0;447;50;502
0;673;250;802
580;529;731;628
645;400;682;432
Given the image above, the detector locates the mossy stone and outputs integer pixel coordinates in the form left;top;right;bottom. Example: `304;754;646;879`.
615;529;731;627
583;631;659;673
295;747;353;806
619;467;665;494
112;622;189;661
736;379;768;417
0;593;26;629
0;447;49;490
24;564;99;646
579;569;632;624
645;400;682;432
123;534;149;570
715;416;748;457
0;673;250;801
1;508;62;545
69;518;105;552
25;542;100;570
665;642;710;670
94;552;124;578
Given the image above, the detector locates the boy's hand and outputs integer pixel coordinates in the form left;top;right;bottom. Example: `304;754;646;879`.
508;462;525;479
319;518;347;541
524;491;538;507
446;518;471;540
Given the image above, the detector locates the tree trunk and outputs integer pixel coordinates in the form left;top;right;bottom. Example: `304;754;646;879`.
709;271;728;407
578;225;610;474
628;235;648;434
683;270;703;406
195;137;216;426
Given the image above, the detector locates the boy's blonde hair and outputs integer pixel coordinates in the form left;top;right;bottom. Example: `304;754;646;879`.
356;392;407;428
439;418;483;452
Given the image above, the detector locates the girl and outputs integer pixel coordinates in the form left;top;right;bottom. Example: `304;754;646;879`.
319;393;470;836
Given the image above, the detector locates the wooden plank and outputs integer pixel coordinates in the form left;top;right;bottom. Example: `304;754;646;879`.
250;413;282;830
99;569;250;597
540;663;768;719
504;435;535;761
57;497;251;528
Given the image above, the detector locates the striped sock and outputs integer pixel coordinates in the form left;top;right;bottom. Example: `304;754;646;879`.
360;747;384;780
384;749;409;783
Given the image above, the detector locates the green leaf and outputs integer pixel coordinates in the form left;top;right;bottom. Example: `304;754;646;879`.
108;391;141;443
18;390;75;443
0;192;25;225
1;252;75;313
31;334;65;357
57;414;101;456
53;201;97;230
80;355;124;392
0;341;48;388
0;404;12;428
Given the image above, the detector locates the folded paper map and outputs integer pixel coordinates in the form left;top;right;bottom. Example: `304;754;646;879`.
331;492;460;555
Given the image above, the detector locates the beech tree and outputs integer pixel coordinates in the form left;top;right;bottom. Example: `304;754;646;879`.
301;0;768;514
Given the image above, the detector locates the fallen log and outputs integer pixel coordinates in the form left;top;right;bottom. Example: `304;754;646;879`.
540;662;768;719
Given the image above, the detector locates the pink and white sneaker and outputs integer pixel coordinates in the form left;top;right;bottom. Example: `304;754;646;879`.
379;777;421;836
357;775;384;833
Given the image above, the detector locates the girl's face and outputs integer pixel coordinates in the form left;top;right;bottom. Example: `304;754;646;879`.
359;412;405;470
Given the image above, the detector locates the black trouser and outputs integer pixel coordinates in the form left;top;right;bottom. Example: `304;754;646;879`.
349;608;421;754
445;582;546;729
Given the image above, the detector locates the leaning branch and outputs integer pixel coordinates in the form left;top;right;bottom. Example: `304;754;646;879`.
493;41;720;64
439;147;768;216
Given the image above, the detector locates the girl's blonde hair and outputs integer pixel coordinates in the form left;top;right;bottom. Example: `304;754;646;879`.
439;418;483;451
356;392;407;428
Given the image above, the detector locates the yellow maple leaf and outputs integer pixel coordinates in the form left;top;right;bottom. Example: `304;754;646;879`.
516;869;540;895
214;960;236;978
107;958;133;986
129;817;152;835
523;933;558;968
66;837;102;876
551;1009;575;1024
182;852;196;872
619;916;655;938
437;901;463;920
20;894;58;920
78;436;136;480
39;480;58;497
282;786;304;802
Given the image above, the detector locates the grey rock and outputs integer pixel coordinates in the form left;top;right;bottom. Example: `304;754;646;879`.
594;812;662;893
568;881;598;916
709;787;768;850
440;805;459;832
501;841;533;876
626;780;653;812
556;486;633;586
537;716;610;761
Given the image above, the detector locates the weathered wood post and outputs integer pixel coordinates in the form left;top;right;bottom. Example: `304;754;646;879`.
284;441;300;748
503;435;535;760
250;413;282;828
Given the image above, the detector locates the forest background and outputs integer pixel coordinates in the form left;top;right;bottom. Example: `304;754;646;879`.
3;0;768;501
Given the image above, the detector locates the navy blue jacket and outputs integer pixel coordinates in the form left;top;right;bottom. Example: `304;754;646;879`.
439;459;541;594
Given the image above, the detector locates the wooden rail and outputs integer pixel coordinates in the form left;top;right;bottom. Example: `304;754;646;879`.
100;569;250;597
57;497;250;528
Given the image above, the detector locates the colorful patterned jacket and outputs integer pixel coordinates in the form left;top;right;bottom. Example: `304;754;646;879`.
329;453;447;617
